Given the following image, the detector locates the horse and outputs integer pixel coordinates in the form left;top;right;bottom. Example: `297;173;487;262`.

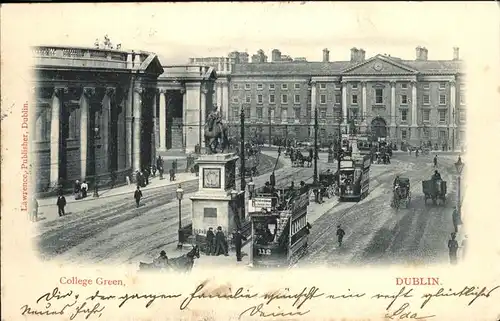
204;117;229;154
138;246;200;273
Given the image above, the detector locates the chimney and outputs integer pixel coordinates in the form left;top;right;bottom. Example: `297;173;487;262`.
415;46;422;60
323;48;330;62
350;47;359;62
453;47;460;60
358;48;366;61
421;47;428;60
272;49;281;62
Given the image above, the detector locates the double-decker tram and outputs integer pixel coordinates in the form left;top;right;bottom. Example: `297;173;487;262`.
248;187;310;268
338;154;371;201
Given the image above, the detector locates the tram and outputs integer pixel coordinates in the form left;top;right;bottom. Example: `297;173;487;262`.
338;154;371;201
248;188;310;268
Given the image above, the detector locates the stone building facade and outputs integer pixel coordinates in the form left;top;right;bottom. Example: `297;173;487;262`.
215;46;466;148
32;46;215;192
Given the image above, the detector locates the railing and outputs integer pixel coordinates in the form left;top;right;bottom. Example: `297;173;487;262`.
32;45;150;64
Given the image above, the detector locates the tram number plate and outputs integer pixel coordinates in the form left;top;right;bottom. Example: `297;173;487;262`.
257;248;272;256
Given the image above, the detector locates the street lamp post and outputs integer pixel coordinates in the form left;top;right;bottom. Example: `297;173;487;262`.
313;105;319;200
93;126;100;198
454;156;464;219
240;107;246;223
337;115;342;192
176;184;184;249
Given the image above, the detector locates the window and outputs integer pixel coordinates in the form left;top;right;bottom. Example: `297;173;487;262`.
401;110;408;122
270;109;275;121
233;84;239;90
335;94;341;104
257;95;263;104
257;83;263;90
439;110;446;122
439;130;446;140
281;84;288;90
439;82;446;90
401;83;408;89
294;83;301;90
423;83;430;90
269;84;275;90
401;94;408;104
460;83;466;92
460;94;466;105
423;110;430;122
232;108;239;119
401;130;407;140
294;108;300;118
375;89;383;104
269;94;275;104
245;95;251;103
245;107;251;119
281;108;288;120
422;127;430;138
232;97;239;103
320;108;327;119
352;83;358;89
351;94;358;104
459;110;466;122
439;94;446;105
245;83;251;90
320;94;326;104
294;94;300;104
281;94;288;104
320;83;326;89
423;94;430;105
257;108;263;119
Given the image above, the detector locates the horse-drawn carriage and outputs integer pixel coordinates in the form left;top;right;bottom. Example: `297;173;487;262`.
422;179;447;205
391;177;411;209
319;170;338;199
290;150;312;168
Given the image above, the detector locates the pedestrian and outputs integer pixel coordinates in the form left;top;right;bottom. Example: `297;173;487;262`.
448;232;459;264
169;168;176;181
172;160;177;175
144;167;150;185
31;195;38;222
433;155;438;168
157;156;164;180
74;179;81;200
214;226;229;256
206;227;215;255
452;207;461;233
336;224;345;247
134;186;143;208
56;192;66;217
152;164;157;177
81;181;88;198
233;229;247;262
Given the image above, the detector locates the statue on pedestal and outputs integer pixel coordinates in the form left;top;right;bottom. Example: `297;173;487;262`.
204;105;229;154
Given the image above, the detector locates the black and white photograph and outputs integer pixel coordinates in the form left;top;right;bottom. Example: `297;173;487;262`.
2;2;499;321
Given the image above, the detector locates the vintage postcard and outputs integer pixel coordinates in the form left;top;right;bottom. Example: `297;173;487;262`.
1;2;500;321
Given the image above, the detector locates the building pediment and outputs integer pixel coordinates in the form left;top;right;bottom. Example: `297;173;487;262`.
342;55;417;75
138;54;165;77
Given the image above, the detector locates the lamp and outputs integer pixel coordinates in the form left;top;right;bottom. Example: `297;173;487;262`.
176;184;184;249
230;189;238;200
454;157;464;175
454;156;464;220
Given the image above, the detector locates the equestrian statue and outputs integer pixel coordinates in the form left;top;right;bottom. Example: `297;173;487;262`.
204;105;229;154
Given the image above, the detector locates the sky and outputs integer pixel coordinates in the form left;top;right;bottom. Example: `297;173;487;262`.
3;2;499;64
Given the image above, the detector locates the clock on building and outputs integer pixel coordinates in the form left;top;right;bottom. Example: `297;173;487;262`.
203;168;221;188
373;62;383;71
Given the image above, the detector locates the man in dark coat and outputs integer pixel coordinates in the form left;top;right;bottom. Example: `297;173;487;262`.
233;229;247;262
134;186;143;208
336;224;345;247
56;192;66;217
214;226;229;256
452;207;461;233
205;227;215;255
157;156;164;179
448;232;459;264
433;155;438;167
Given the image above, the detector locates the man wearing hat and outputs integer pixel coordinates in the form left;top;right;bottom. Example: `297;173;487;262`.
214;226;229;256
154;250;169;269
336;224;346;247
233;229;247;262
448;233;459;264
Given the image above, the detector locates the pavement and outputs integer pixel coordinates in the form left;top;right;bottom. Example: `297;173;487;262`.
33;151;465;268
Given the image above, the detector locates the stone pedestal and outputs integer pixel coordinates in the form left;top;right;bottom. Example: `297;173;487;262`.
190;153;240;236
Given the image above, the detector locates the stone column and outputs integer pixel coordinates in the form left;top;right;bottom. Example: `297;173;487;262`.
79;88;91;180
449;80;457;149
200;85;208;151
132;87;143;173
50;87;64;187
410;80;418;143
181;87;187;151
390;81;397;126
222;81;229;122
341;81;348;125
159;89;166;151
103;88;114;173
125;83;134;169
361;81;367;120
216;81;223;112
117;89;127;170
152;89;158;158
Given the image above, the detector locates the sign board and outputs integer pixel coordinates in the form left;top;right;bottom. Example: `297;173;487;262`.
252;197;273;211
291;193;309;212
340;160;354;169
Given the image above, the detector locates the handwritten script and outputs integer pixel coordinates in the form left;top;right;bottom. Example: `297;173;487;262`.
20;283;499;320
